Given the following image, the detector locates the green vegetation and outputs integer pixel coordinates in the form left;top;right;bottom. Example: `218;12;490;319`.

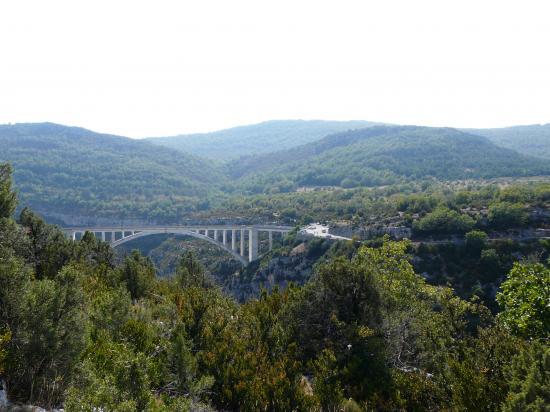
202;180;550;236
2;122;550;226
1;163;548;410
488;201;529;228
146;119;378;160
229;126;550;194
413;206;475;234
497;261;550;339
467;123;550;159
0;123;225;223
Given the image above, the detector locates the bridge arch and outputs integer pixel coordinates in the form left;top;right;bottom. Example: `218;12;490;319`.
111;229;248;265
64;224;294;266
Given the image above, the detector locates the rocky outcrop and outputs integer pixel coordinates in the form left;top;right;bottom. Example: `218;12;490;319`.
225;239;336;301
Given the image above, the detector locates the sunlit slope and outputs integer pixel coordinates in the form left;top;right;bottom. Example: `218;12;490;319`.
0;123;226;224
229;126;550;192
146;119;379;160
464;124;550;159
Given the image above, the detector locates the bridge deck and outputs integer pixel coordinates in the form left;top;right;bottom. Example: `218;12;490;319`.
61;224;294;233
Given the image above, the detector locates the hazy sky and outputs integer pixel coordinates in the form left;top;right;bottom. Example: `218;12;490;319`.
1;0;549;137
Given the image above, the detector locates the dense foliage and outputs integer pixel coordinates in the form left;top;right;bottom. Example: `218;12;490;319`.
1;164;548;411
0;123;225;224
147;119;377;160
228;126;550;194
467;123;550;159
202;179;550;235
149;120;550;163
2;122;550;226
496;261;550;339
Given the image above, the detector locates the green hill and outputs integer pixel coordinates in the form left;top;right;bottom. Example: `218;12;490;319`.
229;126;550;193
146;119;378;160
0;123;225;225
464;124;550;159
3;122;549;224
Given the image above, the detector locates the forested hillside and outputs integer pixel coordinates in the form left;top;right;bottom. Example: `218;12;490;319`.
1;164;548;411
466;124;550;159
146;119;378;159
2;122;550;226
0;123;226;224
229;126;550;193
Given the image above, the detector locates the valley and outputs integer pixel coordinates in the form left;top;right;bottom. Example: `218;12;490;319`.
0;120;548;411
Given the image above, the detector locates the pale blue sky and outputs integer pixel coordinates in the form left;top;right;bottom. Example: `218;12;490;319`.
1;0;549;137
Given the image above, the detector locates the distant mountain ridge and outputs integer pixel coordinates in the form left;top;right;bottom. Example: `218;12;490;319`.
228;125;550;193
148;120;550;162
2;121;550;225
463;124;550;159
146;119;380;160
0;122;225;224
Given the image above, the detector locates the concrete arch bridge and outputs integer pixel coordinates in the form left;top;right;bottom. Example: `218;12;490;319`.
63;225;294;265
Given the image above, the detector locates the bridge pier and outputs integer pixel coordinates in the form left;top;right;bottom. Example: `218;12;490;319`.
268;231;273;250
240;228;245;257
222;230;227;246
249;228;258;261
232;229;236;251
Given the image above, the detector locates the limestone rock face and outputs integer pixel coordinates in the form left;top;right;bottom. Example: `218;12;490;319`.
290;243;307;256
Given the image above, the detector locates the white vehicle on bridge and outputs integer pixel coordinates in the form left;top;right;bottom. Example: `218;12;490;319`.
299;223;351;240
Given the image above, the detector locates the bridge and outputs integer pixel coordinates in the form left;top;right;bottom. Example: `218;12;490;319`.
63;225;294;265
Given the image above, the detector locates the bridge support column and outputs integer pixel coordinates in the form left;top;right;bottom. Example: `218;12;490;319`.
240;229;245;257
232;229;236;251
268;231;273;250
249;228;258;262
214;229;218;241
101;232;105;241
223;230;227;246
72;232;76;241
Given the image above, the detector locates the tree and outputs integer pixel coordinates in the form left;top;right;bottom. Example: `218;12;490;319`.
488;202;528;229
312;349;344;411
465;230;488;256
19;207;74;279
0;329;9;376
175;250;208;289
445;325;525;411
74;231;115;269
496;261;550;339
413;207;475;235
169;325;214;403
0;250;26;378
5;263;87;407
502;341;550;411
0;163;17;219
118;250;156;301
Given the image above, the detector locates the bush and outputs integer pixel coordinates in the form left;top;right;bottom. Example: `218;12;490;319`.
488;202;528;229
413;207;475;235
